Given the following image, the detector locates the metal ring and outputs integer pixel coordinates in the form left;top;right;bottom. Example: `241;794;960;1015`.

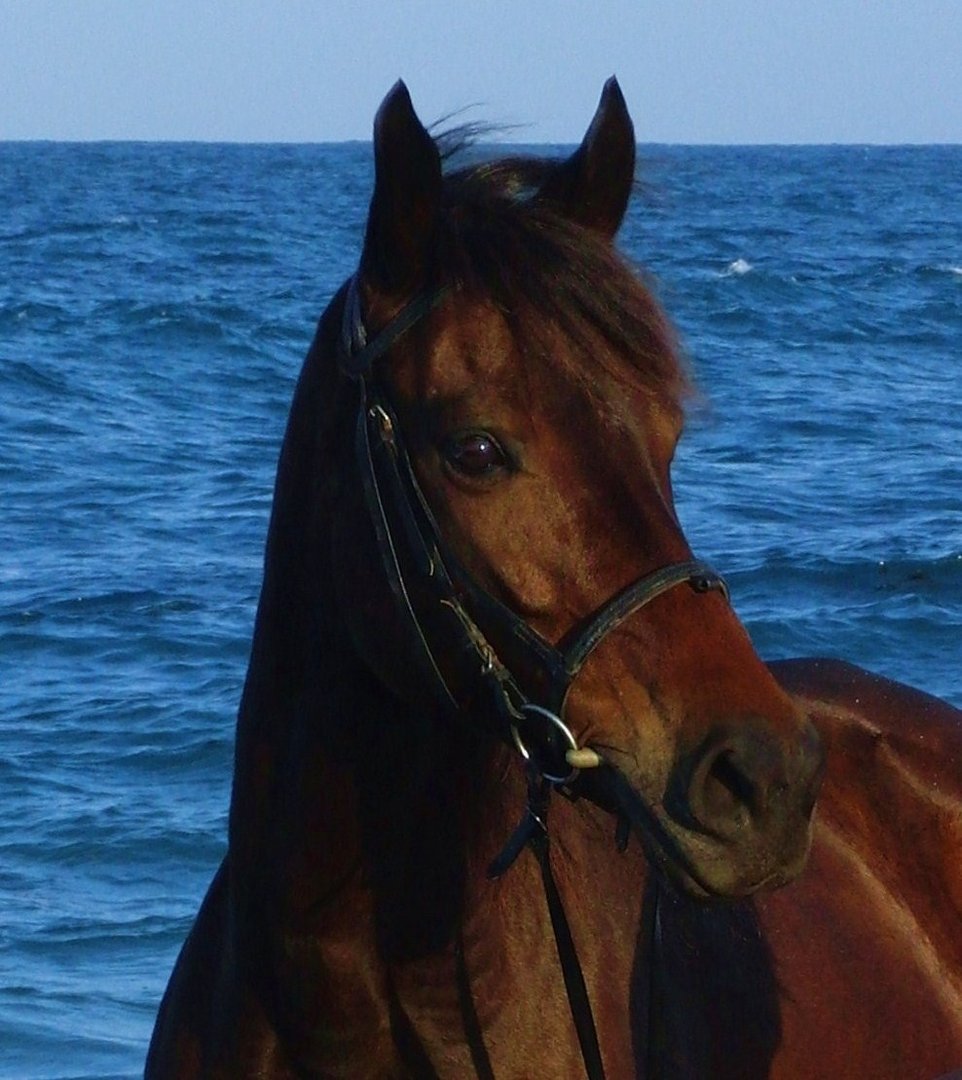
511;704;580;785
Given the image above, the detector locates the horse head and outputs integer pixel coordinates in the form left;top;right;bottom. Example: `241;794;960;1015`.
326;79;823;901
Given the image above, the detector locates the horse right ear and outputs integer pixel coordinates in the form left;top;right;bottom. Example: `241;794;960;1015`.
360;81;443;297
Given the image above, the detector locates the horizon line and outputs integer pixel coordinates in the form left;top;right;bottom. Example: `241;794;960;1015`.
2;137;960;149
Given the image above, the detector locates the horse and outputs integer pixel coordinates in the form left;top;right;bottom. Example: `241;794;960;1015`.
146;79;962;1079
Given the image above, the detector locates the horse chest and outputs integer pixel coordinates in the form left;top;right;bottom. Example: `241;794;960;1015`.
382;828;648;1078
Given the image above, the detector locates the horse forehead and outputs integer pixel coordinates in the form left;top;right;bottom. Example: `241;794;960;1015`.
412;301;525;398
397;297;680;459
404;300;605;427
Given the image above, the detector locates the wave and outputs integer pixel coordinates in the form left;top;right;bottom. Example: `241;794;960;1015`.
703;259;962;286
743;550;962;585
5;139;961;1080
0;300;70;329
720;258;753;276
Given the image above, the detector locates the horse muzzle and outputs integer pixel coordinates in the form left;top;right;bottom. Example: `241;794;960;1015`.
601;716;824;898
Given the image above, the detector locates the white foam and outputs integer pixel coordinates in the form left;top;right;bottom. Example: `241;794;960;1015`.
722;258;753;277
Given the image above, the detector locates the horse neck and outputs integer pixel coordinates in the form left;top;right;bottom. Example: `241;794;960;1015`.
229;451;779;1074
234;569;512;959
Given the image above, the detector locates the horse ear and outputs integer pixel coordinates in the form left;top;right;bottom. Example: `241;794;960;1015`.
537;77;635;239
360;80;443;296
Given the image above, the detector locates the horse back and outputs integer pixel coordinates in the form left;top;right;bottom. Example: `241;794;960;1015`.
760;659;962;1079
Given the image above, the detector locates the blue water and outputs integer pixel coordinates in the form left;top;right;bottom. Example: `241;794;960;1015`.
1;142;959;1077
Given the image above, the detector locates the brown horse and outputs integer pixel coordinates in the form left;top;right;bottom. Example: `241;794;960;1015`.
146;80;962;1079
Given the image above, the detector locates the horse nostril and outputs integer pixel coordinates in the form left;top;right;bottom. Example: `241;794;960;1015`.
706;748;761;819
673;720;823;847
686;732;783;839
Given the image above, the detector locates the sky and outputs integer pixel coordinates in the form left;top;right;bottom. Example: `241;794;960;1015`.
2;1;961;144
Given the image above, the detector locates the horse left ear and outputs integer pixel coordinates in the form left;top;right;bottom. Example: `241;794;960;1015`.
361;80;443;296
537;77;635;239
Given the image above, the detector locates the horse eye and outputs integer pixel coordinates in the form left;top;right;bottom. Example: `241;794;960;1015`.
444;431;508;477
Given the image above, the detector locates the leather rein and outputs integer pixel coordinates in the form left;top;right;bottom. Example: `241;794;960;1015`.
337;275;728;1079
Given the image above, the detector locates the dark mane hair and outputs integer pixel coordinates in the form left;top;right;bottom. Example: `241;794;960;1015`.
427;145;690;412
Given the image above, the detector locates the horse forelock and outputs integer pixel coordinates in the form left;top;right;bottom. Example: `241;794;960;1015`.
424;152;691;418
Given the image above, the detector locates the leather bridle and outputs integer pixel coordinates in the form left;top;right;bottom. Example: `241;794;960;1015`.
337;273;729;1079
339;274;728;781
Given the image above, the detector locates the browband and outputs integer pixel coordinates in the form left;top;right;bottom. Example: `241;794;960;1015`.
340;276;450;378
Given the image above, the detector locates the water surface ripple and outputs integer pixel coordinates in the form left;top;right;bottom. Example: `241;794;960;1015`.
1;142;959;1077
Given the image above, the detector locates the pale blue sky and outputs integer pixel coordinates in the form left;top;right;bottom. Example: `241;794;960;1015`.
3;1;961;143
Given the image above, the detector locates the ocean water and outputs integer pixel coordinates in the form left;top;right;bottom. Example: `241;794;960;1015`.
1;141;959;1078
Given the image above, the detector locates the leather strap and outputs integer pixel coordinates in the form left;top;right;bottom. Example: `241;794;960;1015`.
340;275;450;378
337;274;732;1080
353;377;461;712
561;561;729;678
527;781;606;1080
455;930;497;1080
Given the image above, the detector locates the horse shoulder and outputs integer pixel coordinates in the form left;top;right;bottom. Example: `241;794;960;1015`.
770;657;962;916
759;658;962;1078
768;658;962;855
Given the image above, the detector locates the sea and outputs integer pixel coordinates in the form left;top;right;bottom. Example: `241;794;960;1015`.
1;141;960;1078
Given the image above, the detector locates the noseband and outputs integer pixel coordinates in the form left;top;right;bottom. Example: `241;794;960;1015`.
338;275;729;1080
339;275;728;785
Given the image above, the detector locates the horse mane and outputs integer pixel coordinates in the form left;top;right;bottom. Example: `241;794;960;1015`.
632;882;781;1079
427;138;691;415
